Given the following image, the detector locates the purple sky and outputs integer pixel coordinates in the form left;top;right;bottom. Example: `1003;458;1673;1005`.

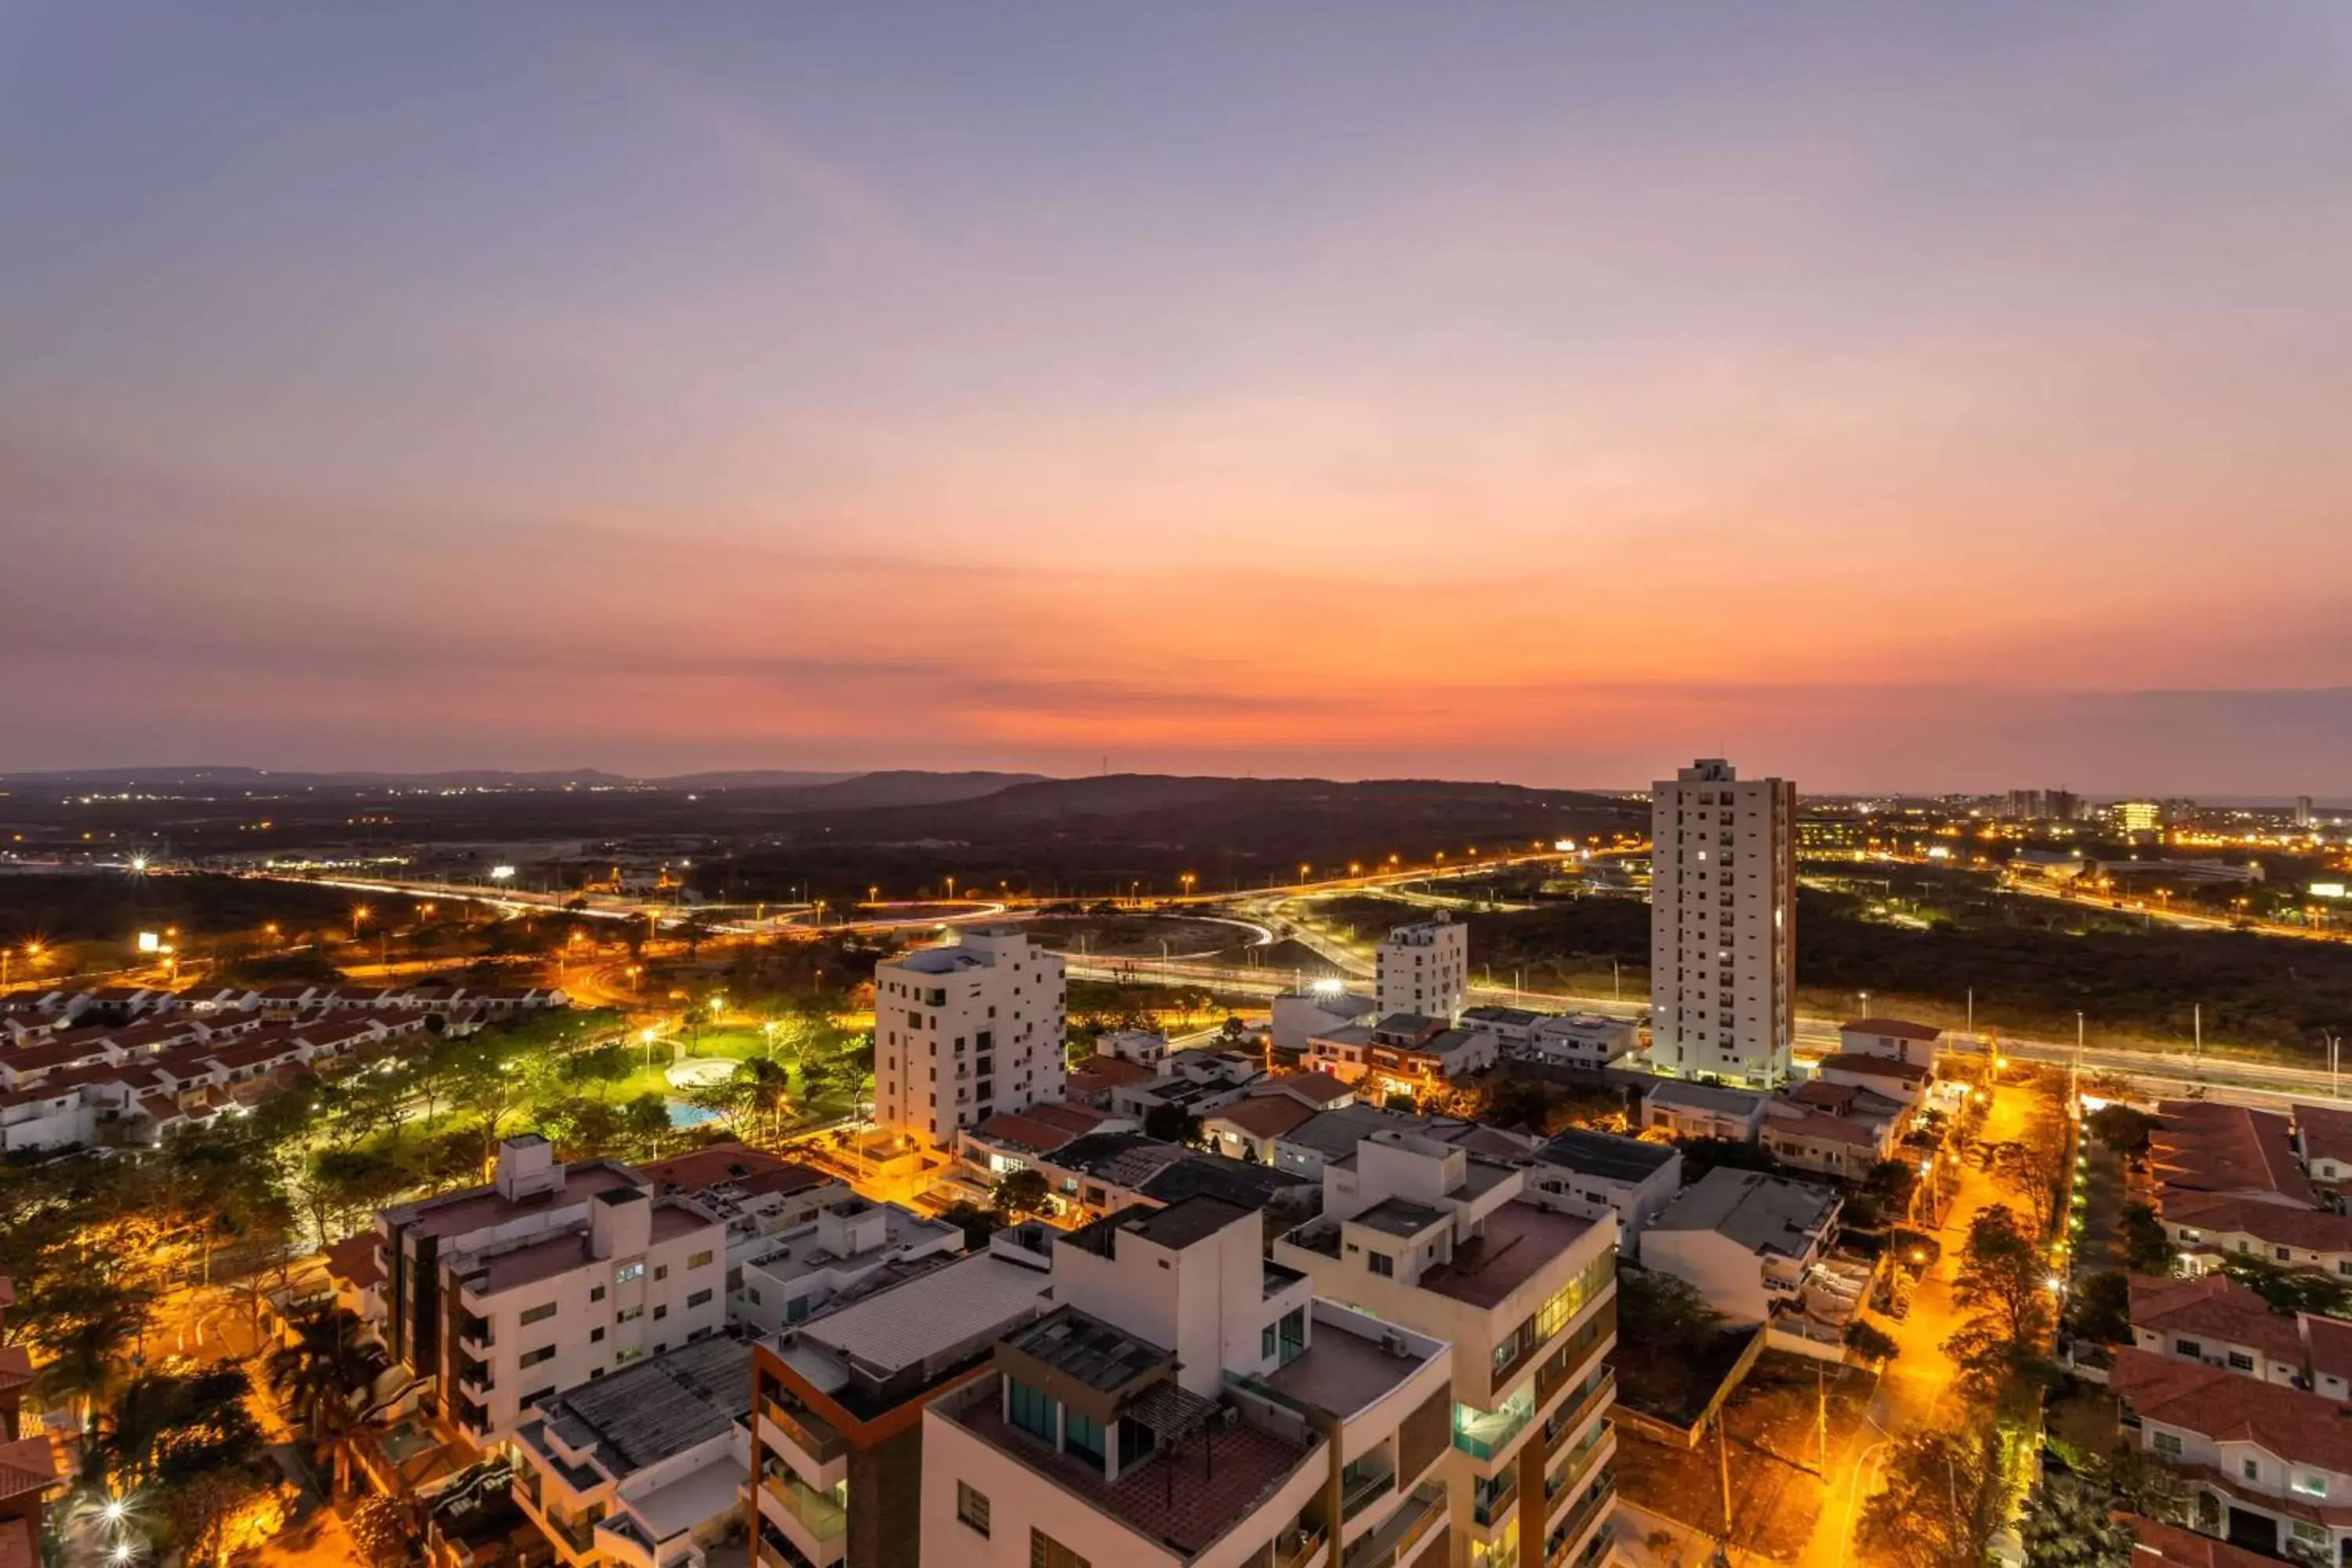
4;2;2349;792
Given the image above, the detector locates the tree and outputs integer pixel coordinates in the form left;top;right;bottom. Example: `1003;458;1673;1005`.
2067;1272;2132;1344
1844;1320;1900;1364
2085;1104;2157;1157
734;1057;793;1141
1987;1134;2067;1239
265;1304;388;1456
938;1202;997;1250
307;1147;411;1243
2220;1254;2352;1318
2119;1203;2175;1276
347;1495;408;1568
621;1093;674;1158
539;1097;629;1160
1857;1427;2009;1568
93;1365;277;1566
2020;1472;2135;1568
1673;1137;1782;1178
2098;1441;2190;1523
1142;1105;1201;1145
992;1168;1053;1221
1954;1203;2052;1345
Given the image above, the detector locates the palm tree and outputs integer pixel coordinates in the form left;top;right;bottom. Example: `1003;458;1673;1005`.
733;1058;793;1142
265;1305;387;1452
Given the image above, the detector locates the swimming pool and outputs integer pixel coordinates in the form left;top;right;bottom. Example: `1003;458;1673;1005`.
666;1100;722;1129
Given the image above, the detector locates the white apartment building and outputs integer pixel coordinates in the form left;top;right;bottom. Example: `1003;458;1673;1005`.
1649;759;1796;1090
735;1199;964;1337
1641;1167;1841;1327
1526;1131;1684;1258
920;1196;1459;1568
371;1137;730;1446
875;927;1068;1148
1273;1131;1621;1568
1377;916;1468;1025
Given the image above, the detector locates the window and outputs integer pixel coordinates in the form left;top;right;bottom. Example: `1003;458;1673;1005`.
654;1305;668;1321
590;1327;604;1344
519;1302;557;1327
2152;1432;2183;1457
2227;1352;2256;1372
1368;1252;1395;1278
2243;1458;2260;1482
689;1250;714;1269
518;1346;555;1369
1030;1529;1090;1568
2292;1472;2328;1498
617;1306;644;1324
956;1482;990;1537
590;1286;605;1303
615;1345;644;1365
1064;1410;1107;1466
655;1265;670;1283
2278;1247;2292;1262
688;1288;713;1309
1262;1323;1279;1360
1007;1379;1058;1443
2173;1339;2202;1359
615;1262;646;1286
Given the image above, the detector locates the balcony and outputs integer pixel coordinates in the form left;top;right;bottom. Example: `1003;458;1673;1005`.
1272;1520;1330;1568
1454;1385;1536;1462
1544;1476;1615;1568
1544;1372;1615;1454
1546;1424;1613;1508
1340;1457;1396;1522
1341;1483;1445;1568
760;1396;848;1465
1472;1469;1519;1528
761;1466;848;1544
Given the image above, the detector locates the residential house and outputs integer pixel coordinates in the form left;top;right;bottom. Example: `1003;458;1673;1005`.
1526;1131;1684;1257
1835;1018;1940;1069
1642;1167;1842;1326
2152;1104;2314;1210
1641;1080;1769;1143
2129;1275;2307;1387
2161;1196;2352;1279
1810;1054;1934;1114
1269;989;1377;1061
2112;1345;2352;1562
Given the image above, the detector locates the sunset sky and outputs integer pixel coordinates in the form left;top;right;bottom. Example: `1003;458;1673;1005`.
5;2;2349;792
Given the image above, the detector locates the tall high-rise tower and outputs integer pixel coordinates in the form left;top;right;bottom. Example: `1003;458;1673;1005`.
1649;758;1795;1089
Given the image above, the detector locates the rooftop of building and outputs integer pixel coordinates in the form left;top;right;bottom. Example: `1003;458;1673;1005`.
1067;1056;1158;1092
1815;1052;1935;1084
742;1202;956;1283
1645;1079;1768;1116
2151;1102;2313;1207
1651;1167;1840;1257
1005;1302;1173;1394
1536;1128;1679;1184
1259;1308;1441;1419
2299;1103;2352;1170
636;1142;833;1200
1279;1103;1459;1161
1255;1071;1354;1107
947;1382;1318;1559
526;1334;753;1480
969;1103;1115;1155
1839;1017;1941;1041
1417;1201;1599;1308
885;946;993;975
1350;1197;1449;1240
1462;1005;1545;1029
1053;1131;1190;1187
465;1199;717;1296
2128;1274;2304;1363
2121;1515;2280;1568
1205;1094;1320;1141
789;1248;1050;1392
384;1156;644;1243
2305;1313;2352;1383
1134;1155;1313;1211
1064;1195;1256;1259
2162;1193;2352;1254
2112;1345;2352;1472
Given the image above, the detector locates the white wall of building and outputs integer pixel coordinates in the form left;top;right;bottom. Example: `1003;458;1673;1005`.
1650;759;1796;1090
874;927;1067;1147
1376;917;1468;1023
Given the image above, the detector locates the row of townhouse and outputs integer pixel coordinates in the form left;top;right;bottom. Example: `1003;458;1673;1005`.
2127;1274;2352;1399
1303;1012;1500;1098
0;978;565;1040
1637;1047;1936;1183
1457;1009;1640;1074
2114;1345;2352;1563
0;1012;429;1150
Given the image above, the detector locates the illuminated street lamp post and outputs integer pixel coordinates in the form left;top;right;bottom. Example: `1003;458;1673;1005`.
351;906;371;942
1180;872;1196;899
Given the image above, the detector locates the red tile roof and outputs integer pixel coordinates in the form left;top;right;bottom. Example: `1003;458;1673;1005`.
2304;1313;2352;1385
2127;1273;2303;1363
322;1233;386;1293
1206;1095;1319;1142
2124;1515;2282;1568
1067;1057;1156;1092
2162;1193;2352;1255
2113;1345;2352;1472
0;1435;54;1502
2152;1102;2313;1207
2299;1104;2352;1172
1257;1070;1354;1107
641;1142;830;1198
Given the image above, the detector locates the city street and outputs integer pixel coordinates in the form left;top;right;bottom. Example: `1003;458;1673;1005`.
1798;1082;2038;1567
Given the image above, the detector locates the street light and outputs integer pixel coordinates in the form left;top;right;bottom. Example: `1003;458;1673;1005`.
351;906;371;940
